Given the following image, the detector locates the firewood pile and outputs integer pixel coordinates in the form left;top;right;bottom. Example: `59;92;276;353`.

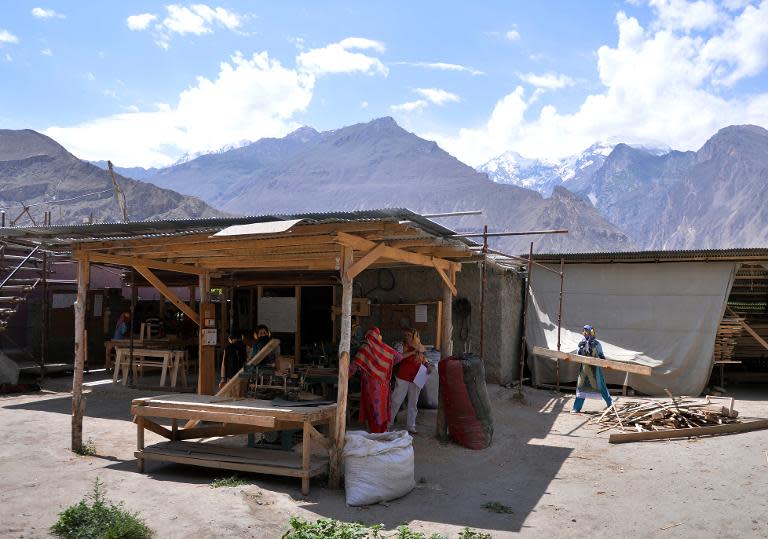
591;396;739;434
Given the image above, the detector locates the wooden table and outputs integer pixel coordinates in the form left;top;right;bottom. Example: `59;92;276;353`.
114;347;189;388
131;394;336;494
105;338;195;372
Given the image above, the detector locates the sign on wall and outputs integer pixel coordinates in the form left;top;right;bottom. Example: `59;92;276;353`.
258;297;297;333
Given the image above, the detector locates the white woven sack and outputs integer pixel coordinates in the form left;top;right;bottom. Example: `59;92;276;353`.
343;430;415;506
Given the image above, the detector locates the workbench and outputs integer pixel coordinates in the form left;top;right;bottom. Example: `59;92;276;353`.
131;394;336;494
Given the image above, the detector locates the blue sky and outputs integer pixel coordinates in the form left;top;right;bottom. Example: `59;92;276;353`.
1;1;767;167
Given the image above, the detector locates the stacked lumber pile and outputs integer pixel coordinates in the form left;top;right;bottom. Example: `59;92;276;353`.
589;396;768;444
713;318;743;362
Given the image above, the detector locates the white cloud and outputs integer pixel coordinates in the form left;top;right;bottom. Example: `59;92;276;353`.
360;101;369;109
162;4;242;35
31;7;65;19
126;13;157;31
128;4;245;48
414;88;460;105
391;87;460;114
40;48;53;56
85;72;95;81
394;61;484;75
46;51;318;166
505;29;521;41
649;0;721;31
0;29;19;44
297;37;387;76
427;3;768;165
391;100;428;113
519;72;575;89
3;53;11;62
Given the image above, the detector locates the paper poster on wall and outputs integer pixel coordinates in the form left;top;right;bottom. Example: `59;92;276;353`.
52;293;76;309
258;297;297;333
414;304;428;323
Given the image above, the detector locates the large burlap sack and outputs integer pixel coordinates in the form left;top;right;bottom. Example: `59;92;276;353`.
343;430;415;506
0;352;20;385
439;354;493;449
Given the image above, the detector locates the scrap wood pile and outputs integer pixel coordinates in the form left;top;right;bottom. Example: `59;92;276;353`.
592;396;738;433
589;395;768;444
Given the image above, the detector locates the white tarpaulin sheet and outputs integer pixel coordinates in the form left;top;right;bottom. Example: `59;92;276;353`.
527;262;736;396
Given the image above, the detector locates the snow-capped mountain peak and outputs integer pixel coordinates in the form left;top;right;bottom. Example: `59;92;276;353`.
479;143;614;196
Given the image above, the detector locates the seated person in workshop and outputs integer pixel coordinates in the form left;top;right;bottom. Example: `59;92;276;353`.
219;330;247;389
350;327;401;433
113;311;131;339
390;328;431;434
251;324;279;367
571;324;613;413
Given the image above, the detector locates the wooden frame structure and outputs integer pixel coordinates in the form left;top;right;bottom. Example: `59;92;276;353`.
67;216;476;486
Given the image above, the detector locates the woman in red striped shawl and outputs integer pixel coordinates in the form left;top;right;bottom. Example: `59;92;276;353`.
350;327;401;433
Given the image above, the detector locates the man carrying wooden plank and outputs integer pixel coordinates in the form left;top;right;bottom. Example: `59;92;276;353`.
571;325;613;414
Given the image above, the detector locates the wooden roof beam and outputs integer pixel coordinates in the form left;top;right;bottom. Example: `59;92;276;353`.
74;251;204;275
133;265;200;325
336;232;461;273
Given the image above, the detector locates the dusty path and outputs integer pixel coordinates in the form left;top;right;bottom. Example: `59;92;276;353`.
1;373;767;538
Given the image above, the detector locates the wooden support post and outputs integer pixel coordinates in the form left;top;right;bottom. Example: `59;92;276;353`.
136;416;145;472
302;421;311;495
329;246;353;489
198;272;216;395
71;256;90;452
436;268;454;441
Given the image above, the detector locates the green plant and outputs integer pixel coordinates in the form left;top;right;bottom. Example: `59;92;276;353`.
282;518;488;539
210;475;250;488
50;478;152;539
458;529;492;539
481;501;513;514
282;517;371;538
74;438;97;456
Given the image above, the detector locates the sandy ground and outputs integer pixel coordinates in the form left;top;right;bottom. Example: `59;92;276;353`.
1;371;767;538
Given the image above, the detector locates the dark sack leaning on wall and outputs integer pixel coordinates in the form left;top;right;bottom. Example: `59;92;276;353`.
438;354;493;449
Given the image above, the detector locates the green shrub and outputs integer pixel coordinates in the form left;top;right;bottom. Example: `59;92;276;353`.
282;517;487;539
210;474;250;488
74;438;97;456
481;502;513;514
51;478;152;539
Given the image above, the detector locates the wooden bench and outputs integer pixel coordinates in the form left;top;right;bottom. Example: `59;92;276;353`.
114;347;189;388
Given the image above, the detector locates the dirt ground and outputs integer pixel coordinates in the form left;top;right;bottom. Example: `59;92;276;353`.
1;371;767;538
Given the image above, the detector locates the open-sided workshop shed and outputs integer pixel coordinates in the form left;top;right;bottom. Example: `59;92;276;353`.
3;209;493;490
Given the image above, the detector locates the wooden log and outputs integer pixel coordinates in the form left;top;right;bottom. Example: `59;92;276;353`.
608;418;768;444
71;257;90;452
533;346;654;376
436;271;454;441
329;245;353;489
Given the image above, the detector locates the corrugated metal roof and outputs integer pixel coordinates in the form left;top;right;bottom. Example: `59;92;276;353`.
531;248;768;263
0;208;477;247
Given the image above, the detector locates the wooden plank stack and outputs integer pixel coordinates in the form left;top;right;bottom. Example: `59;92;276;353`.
713;318;744;362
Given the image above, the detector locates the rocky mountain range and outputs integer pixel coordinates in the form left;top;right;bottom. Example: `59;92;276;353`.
0;129;223;226
564;125;768;249
107;117;632;254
